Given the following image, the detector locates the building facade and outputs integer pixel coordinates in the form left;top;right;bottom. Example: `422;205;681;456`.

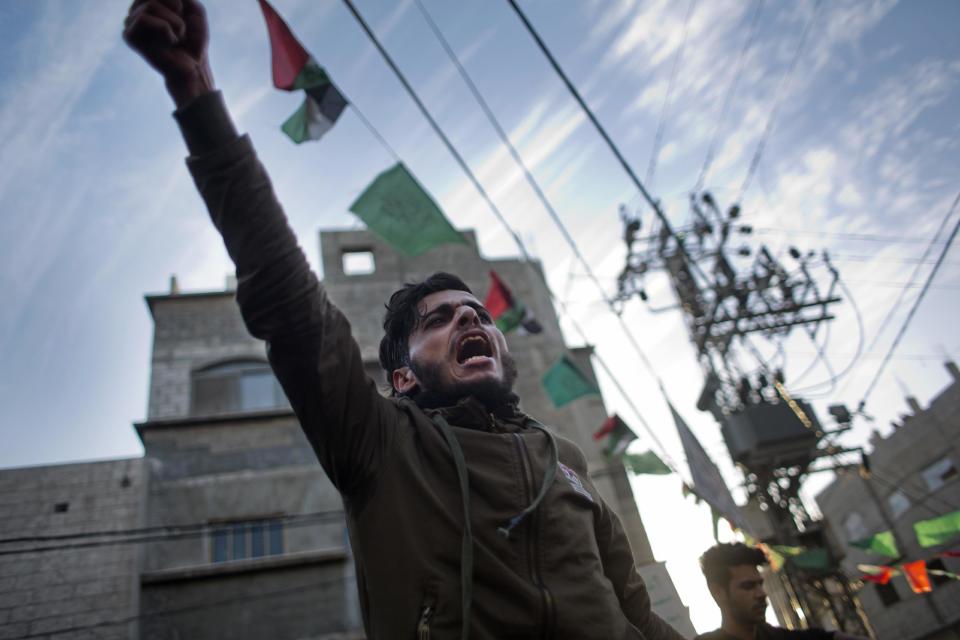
0;228;694;638
816;362;960;640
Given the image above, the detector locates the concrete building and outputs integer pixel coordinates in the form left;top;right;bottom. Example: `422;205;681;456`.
0;228;694;638
816;362;960;640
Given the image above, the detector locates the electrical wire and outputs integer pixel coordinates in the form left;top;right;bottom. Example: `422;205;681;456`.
340;0;681;472
750;227;951;245
0;511;345;557
857;191;960;414
736;0;822;204
645;0;699;188
693;0;764;194
10;572;355;639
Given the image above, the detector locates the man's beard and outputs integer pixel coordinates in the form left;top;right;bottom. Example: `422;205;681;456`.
407;351;519;410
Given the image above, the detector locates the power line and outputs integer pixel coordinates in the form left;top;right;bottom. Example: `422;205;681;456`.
736;0;821;204
10;572;355;639
0;510;345;556
857;191;960;414
751;227;950;244
340;0;680;471
693;0;764;193
646;0;699;188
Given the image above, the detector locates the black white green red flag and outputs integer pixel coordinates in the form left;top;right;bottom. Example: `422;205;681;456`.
258;0;347;144
593;414;637;458
483;271;542;335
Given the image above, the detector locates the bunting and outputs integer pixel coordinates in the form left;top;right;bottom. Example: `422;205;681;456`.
593;414;637;458
257;0;347;144
542;355;599;408
914;509;960;548
483;271;542;335
622;450;672;475
901;560;932;594
850;530;899;558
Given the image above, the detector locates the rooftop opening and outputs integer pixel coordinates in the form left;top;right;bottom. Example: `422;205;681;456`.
342;249;375;276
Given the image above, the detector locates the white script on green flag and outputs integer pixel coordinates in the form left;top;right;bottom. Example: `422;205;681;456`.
349;163;467;256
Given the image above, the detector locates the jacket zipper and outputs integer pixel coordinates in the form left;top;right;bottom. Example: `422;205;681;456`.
416;604;434;640
512;433;556;639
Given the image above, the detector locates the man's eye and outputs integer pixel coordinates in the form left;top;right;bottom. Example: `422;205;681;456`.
426;316;445;328
479;311;492;323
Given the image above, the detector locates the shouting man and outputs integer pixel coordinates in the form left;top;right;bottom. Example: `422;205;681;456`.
696;544;868;640
123;1;685;638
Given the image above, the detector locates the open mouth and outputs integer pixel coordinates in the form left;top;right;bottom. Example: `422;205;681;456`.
456;333;493;365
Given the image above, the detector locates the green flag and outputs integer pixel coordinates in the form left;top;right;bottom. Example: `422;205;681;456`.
542;355;599;408
349;163;467;256
791;547;831;570
914;510;960;548
851;530;899;558
622;450;671;475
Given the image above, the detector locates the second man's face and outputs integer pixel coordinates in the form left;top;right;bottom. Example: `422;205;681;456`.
724;564;768;625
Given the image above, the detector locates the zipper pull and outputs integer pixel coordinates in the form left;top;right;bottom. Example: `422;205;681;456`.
417;605;433;640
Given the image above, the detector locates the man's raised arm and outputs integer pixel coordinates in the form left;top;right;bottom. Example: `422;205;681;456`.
123;0;396;499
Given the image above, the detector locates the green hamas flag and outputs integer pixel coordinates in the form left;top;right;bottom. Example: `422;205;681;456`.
791;548;830;570
915;510;960;548
851;530;899;558
349;163;467;256
542;355;599;408
622;450;672;475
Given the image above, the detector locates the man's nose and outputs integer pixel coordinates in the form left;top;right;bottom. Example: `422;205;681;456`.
456;305;480;327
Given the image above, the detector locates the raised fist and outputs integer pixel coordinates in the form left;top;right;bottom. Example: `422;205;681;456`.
123;0;214;107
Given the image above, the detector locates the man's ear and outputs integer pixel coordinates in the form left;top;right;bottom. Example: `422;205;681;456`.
707;582;727;608
392;366;419;395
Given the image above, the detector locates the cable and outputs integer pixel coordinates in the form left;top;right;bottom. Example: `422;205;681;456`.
412;0;665;398
10;572;355;639
693;0;764;194
869;470;960;520
857;191;960;414
341;0;681;471
0;511;346;557
736;0;821;204
751;227;950;245
646;0;699;188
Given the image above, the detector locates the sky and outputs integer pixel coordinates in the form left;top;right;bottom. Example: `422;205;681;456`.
2;0;959;633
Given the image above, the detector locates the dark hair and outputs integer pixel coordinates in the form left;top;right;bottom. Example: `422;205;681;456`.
378;272;473;392
700;543;768;590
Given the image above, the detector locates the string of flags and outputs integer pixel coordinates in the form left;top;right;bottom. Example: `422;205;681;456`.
849;509;960;558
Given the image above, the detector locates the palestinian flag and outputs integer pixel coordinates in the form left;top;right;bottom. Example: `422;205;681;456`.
258;0;347;143
484;271;542;334
593;414;637;458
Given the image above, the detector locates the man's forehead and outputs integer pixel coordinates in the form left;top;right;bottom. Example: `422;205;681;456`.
730;564;762;583
418;289;482;313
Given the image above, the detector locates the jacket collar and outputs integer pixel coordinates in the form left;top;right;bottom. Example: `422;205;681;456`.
426;394;529;433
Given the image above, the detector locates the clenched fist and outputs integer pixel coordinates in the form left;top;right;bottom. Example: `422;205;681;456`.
123;0;215;107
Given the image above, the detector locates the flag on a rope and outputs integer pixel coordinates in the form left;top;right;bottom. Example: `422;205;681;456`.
914;509;960;548
902;560;932;593
483;271;542;334
622;450;672;475
349;163;467;255
258;0;347;143
859;565;894;585
592;414;637;458
542;355;599;408
851;531;899;558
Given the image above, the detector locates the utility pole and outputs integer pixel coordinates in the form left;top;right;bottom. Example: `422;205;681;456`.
615;192;872;636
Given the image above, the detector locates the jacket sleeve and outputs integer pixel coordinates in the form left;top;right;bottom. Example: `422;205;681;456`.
175;91;396;500
594;496;687;640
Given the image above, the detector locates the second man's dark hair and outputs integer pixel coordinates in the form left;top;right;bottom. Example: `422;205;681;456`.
700;543;768;590
378;272;473;393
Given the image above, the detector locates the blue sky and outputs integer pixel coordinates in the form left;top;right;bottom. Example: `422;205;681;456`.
2;0;959;632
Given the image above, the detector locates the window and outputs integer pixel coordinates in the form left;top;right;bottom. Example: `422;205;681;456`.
886;490;910;519
210;519;284;563
191;360;288;415
874;581;900;607
843;511;867;542
927;558;952;588
342;249;375;275
921;457;957;492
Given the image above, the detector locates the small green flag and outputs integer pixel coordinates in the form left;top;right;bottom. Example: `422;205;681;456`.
851;530;899;558
541;355;599;408
791;547;830;570
349;163;467;256
914;510;960;548
622;450;672;475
